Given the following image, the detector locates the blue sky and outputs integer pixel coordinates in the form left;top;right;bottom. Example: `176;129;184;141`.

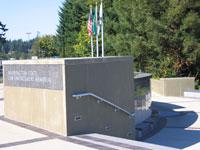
0;0;64;41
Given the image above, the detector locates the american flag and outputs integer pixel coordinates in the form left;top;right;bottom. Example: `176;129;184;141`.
87;8;93;37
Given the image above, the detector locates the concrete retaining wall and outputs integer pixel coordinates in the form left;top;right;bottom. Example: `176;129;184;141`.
151;77;195;96
134;73;152;124
3;57;135;139
3;59;67;135
65;57;135;139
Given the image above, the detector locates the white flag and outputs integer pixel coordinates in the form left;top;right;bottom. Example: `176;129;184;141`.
98;1;103;35
99;1;103;25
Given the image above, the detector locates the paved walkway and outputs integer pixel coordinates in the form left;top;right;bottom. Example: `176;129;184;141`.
0;86;175;150
2;85;200;149
0;116;175;150
146;93;200;150
0;84;4;116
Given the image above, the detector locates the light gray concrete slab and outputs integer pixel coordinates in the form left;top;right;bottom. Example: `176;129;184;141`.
184;91;200;98
0;100;3;116
2;85;199;149
0;116;175;150
146;94;200;149
2;139;96;150
0;120;46;145
0;85;176;150
88;133;178;150
70;136;132;150
0;84;3;116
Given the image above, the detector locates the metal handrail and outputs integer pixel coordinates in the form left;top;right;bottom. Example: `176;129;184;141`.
72;92;134;118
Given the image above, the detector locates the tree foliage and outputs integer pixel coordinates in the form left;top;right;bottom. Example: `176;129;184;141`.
61;0;200;84
57;0;89;57
56;0;200;85
0;21;8;44
0;39;33;59
2;0;199;85
31;35;58;58
73;25;91;57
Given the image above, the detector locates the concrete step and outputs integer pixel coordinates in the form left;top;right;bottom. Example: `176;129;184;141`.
0;116;176;150
135;112;167;141
70;133;178;150
136;122;152;139
184;90;200;98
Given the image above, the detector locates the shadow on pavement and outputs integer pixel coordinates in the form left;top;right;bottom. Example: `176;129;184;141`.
166;111;198;128
150;101;184;111
146;101;200;149
147;128;200;149
0;137;53;148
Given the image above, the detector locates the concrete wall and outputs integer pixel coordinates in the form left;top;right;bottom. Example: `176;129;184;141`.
4;87;66;135
65;57;135;139
3;57;135;139
151;77;195;96
151;79;165;96
3;59;67;136
134;73;152;124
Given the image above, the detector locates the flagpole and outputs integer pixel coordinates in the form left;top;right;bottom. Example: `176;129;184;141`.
91;36;94;57
101;0;104;57
96;2;99;57
90;5;94;57
102;20;104;57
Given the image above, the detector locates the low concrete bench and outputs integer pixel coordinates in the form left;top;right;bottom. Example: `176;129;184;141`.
184;90;200;98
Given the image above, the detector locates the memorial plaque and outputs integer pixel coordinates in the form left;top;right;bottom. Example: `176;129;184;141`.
4;64;63;90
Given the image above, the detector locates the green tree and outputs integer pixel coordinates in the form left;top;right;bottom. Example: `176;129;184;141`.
73;25;91;57
31;38;40;56
57;0;200;85
31;35;58;58
106;0;200;80
39;35;58;57
0;21;8;44
57;0;88;57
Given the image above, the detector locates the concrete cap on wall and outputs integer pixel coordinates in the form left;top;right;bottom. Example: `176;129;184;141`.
2;56;133;65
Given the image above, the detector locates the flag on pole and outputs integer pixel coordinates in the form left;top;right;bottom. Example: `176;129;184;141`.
87;2;104;58
87;7;93;37
92;9;97;36
97;1;103;35
99;1;103;27
88;6;94;57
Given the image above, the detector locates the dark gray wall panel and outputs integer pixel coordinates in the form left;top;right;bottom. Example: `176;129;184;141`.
4;64;63;90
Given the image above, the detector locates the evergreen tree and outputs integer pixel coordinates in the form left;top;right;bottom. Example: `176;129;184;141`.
105;0;200;80
31;38;40;56
56;0;200;85
0;21;8;44
57;0;88;57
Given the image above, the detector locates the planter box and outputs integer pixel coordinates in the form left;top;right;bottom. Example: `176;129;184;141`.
151;77;195;96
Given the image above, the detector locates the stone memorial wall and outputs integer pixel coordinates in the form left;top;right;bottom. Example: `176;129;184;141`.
4;64;63;90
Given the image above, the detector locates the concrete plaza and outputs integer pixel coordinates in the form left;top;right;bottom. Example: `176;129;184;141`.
0;84;176;150
146;93;200;149
1;84;200;149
